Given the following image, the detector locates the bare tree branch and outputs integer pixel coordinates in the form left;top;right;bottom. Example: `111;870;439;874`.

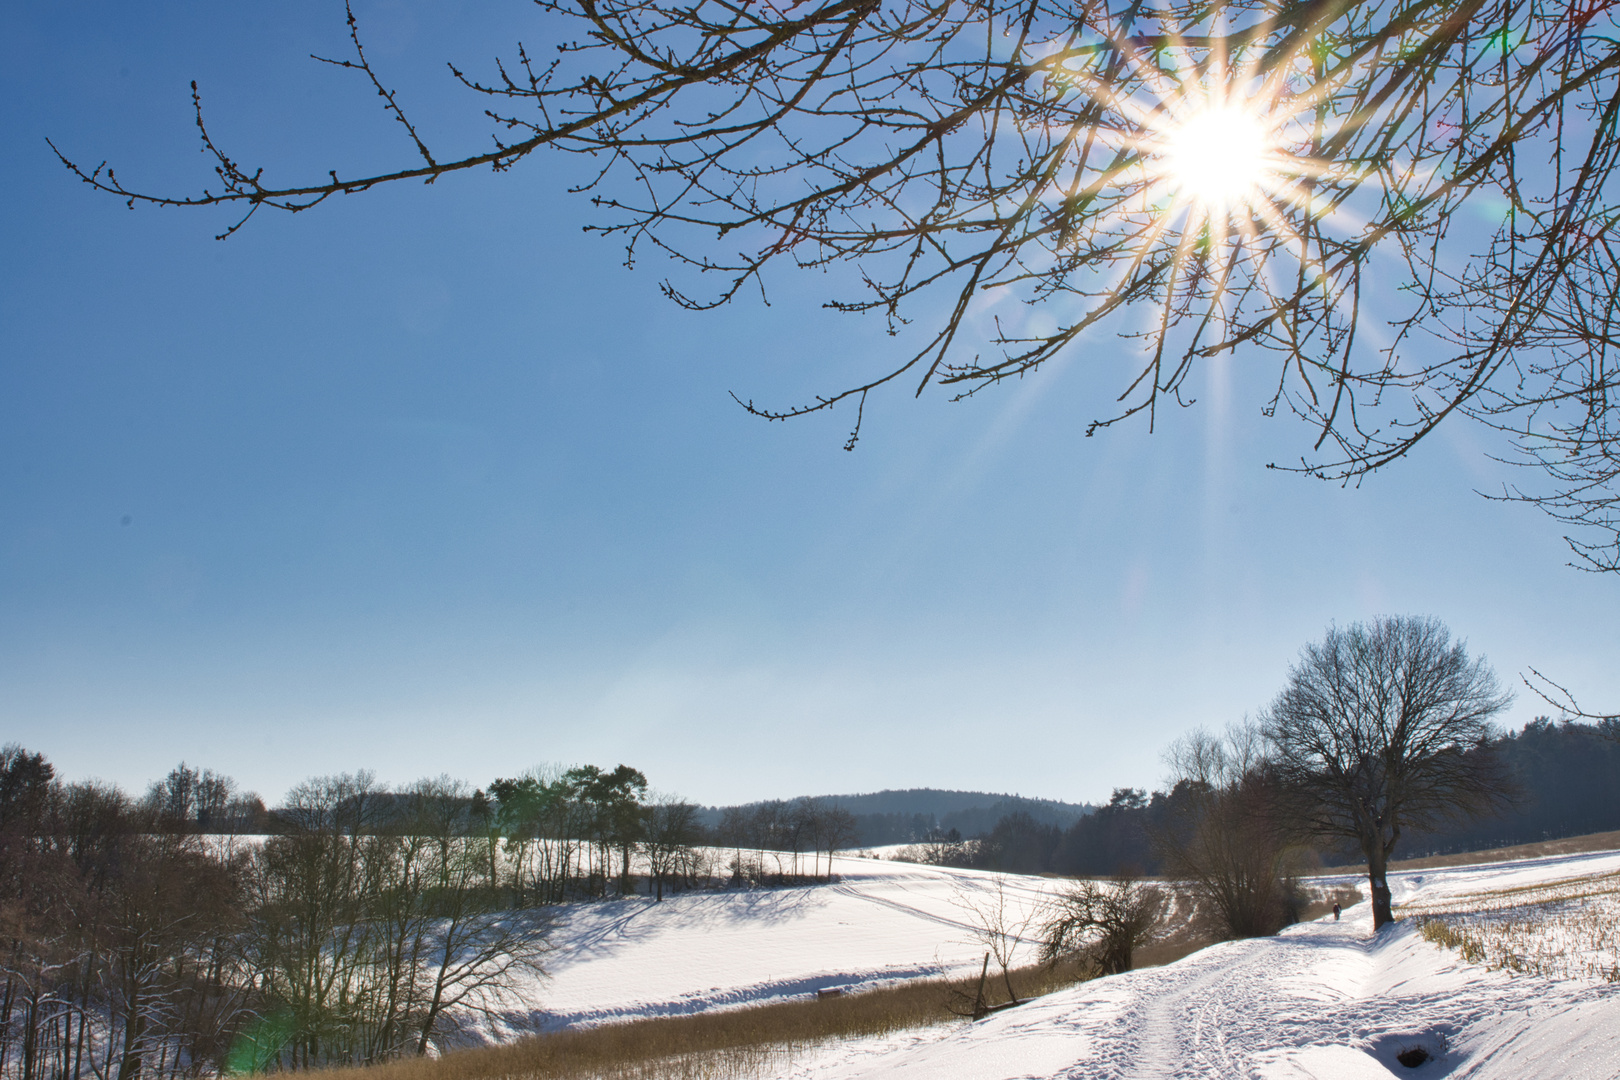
48;0;1620;557
1520;666;1619;724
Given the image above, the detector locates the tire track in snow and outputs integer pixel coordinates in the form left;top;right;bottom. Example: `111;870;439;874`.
829;870;1054;940
827;883;992;938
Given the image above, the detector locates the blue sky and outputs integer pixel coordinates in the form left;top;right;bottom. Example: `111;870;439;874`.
3;1;1615;808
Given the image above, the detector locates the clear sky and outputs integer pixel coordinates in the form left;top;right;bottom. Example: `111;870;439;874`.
4;1;1615;809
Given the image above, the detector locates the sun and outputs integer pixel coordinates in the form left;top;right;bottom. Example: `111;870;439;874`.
1042;35;1335;304
1163;106;1273;207
1159;103;1278;213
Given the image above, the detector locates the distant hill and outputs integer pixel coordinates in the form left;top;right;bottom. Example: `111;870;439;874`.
700;788;1094;847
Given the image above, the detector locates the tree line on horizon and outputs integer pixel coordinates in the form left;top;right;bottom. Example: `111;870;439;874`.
919;617;1619;943
911;713;1620;885
699;792;1088;850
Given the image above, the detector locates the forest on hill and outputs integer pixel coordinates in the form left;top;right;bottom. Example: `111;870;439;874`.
926;718;1620;877
700;789;1093;847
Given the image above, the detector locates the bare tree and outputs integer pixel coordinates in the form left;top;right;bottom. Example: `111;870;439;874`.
52;0;1620;559
1465;223;1620;573
1519;667;1619;730
820;807;859;877
102;832;246;1080
144;764;246;835
248;772;389;1068
793;797;854;878
407;839;547;1057
247;773;551;1067
641;794;703;901
716;806;752;884
1156;724;1303;939
1260;616;1515;930
747;801;791;880
794;798;825;879
896;828;973;867
1;756;258;1080
955;878;1038;1006
144;765;200;833
1038;874;1166;976
370;777;548;1058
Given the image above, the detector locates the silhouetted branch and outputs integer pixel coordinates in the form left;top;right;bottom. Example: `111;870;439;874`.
1521;666;1619;724
49;0;1620;552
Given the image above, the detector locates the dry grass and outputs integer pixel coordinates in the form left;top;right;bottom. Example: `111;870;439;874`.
304;959;1092;1080
1132;938;1208;967
1403;870;1620;984
1321;830;1620;874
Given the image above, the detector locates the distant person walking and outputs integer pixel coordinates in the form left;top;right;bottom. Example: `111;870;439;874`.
1333;903;1341;921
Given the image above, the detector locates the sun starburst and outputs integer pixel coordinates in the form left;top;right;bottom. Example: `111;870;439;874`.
1161;104;1277;211
1135;73;1315;245
1059;35;1342;316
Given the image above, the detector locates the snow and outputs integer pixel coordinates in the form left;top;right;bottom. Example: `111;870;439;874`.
1380;849;1620;906
1392;852;1620;984
507;855;1063;1030
493;848;1620;1078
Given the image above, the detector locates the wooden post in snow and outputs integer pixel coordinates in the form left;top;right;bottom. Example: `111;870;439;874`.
971;952;990;1020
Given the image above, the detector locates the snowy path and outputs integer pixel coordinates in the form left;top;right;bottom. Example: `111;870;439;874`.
796;894;1620;1080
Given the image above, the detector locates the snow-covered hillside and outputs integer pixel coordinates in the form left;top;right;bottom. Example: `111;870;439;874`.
504;857;1063;1031
494;848;1620;1078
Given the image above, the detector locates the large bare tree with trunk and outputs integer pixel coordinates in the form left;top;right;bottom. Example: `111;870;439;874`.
51;0;1620;565
1260;616;1514;930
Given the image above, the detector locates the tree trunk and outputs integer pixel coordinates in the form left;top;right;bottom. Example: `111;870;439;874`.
970;953;989;1020
0;970;16;1077
416;981;445;1058
116;983;144;1080
1366;848;1394;930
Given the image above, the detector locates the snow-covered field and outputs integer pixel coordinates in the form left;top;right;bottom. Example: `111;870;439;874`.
494;847;1620;1078
1395;855;1620;984
503;856;1064;1031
